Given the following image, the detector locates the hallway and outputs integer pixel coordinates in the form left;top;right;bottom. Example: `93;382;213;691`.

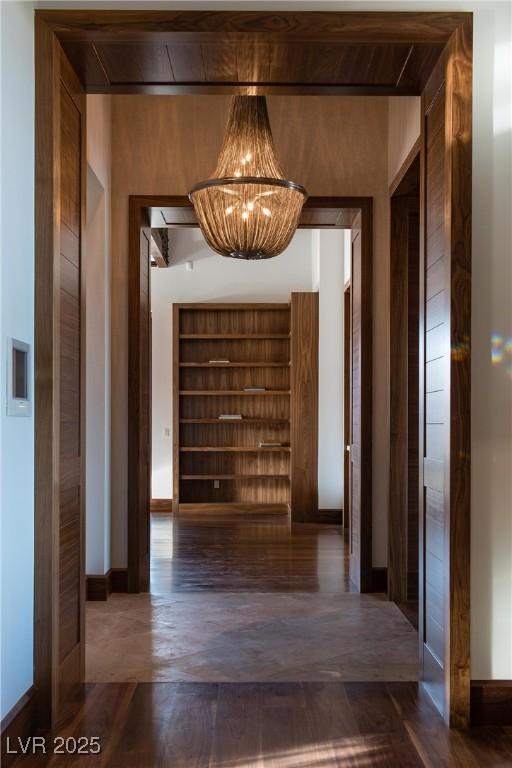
12;516;512;766
86;515;418;683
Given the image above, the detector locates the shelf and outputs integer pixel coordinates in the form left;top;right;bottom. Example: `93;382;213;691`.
180;418;291;424
180;446;291;452
180;333;290;340
179;390;290;396
180;474;290;481
175;303;293;509
177;502;290;515
180;362;290;368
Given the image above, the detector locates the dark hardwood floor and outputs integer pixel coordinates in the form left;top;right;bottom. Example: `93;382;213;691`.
11;515;511;766
11;681;512;767
150;513;353;593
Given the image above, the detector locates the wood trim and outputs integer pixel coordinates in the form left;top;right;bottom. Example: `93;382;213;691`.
34;12;60;732
129;195;373;589
388;192;419;605
36;10;470;45
31;6;472;739
389;138;421;197
445;16;472;730
316;509;343;525
89;84;424;98
34;18;87;731
110;568;129;593
86;573;111;601
372;567;388;593
0;687;36;768
470;681;512;726
150;499;173;514
290;292;319;523
128;201;151;593
418;17;472;729
343;285;351;531
86;568;129;600
356;202;374;593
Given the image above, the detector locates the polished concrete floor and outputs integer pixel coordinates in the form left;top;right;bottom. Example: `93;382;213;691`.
86;514;418;683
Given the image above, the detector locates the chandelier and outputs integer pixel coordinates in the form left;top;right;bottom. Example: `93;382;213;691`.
189;96;307;260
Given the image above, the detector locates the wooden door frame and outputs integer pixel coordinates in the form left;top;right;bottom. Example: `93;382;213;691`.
343;282;351;530
420;21;472;728
32;7;472;734
388;142;420;607
127;195;373;595
34;19;87;729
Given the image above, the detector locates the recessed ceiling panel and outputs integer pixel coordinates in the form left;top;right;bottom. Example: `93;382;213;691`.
95;43;174;83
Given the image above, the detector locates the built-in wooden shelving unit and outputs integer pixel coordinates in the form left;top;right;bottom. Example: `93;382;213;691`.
173;303;292;514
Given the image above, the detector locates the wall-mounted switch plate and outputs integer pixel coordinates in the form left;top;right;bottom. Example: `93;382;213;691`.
164;427;170;437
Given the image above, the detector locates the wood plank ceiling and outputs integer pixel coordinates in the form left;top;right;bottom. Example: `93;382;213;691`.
46;11;455;96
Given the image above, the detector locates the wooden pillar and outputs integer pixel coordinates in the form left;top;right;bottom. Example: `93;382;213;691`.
290;292;319;522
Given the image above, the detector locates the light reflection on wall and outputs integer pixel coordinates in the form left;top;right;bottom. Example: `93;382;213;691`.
491;333;512;376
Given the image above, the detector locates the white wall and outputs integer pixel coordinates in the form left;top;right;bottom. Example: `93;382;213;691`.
317;231;345;510
0;0;35;720
85;95;112;576
151;228;315;498
469;1;512;680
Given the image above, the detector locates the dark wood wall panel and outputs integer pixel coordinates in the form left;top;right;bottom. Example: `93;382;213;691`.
56;57;85;725
422;85;448;716
350;230;362;590
55;14;451;96
290;292;318;523
388;192;419;606
420;21;473;723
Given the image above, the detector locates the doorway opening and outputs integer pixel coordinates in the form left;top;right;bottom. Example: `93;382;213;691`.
127;197;373;596
31;9;473;735
85;213;420;688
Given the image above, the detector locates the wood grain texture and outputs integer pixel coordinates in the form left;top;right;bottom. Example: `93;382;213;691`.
128;210;151;592
86;573;111;601
343;285;351;530
36;10;470;97
173;303;291;512
418;16;472;728
470;682;512;726
349;203;373;593
35;22;86;730
388;153;419;611
420;77;449;725
290;293;318;523
34;13;60;732
36;10;470;43
150;498;173;513
445;16;472;731
7;681;509;767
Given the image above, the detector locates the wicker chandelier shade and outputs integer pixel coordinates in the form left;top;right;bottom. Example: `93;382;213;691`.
189;96;307;260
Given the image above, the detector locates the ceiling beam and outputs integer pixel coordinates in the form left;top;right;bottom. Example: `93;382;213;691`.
38;11;469;45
